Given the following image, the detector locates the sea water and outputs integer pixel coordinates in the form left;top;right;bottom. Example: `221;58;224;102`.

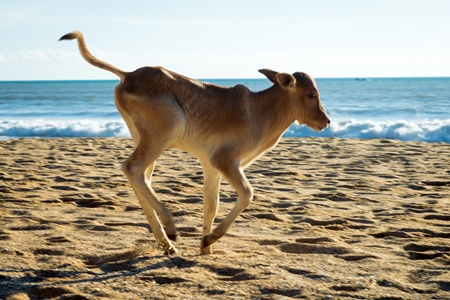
1;78;449;142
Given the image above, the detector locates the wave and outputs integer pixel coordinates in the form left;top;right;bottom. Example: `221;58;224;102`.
1;119;450;143
0;119;130;138
285;119;450;143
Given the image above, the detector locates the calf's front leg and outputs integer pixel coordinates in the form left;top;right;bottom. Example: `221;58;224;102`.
201;159;253;253
200;162;222;254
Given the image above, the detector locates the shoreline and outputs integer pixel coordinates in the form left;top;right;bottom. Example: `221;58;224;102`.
1;137;449;299
1;135;450;144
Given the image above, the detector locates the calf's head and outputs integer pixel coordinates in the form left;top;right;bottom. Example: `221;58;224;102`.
259;69;330;131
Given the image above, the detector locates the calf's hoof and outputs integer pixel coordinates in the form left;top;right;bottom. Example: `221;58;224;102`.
164;246;178;255
200;235;214;255
200;245;212;255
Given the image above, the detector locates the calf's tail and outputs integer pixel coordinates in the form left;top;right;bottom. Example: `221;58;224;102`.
59;31;126;79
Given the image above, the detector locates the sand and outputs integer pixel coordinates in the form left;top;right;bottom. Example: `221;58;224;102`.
0;137;449;299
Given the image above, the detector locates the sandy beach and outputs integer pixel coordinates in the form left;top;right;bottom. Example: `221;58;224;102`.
0;137;449;299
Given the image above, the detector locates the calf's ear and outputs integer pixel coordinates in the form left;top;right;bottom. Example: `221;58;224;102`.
276;73;296;88
258;69;279;84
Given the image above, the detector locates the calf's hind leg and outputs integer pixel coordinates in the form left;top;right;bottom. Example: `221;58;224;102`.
121;138;178;254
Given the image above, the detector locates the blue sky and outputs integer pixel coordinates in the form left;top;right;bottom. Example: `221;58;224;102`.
1;0;449;80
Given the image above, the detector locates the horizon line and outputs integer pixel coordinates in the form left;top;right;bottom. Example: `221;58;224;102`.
1;75;450;82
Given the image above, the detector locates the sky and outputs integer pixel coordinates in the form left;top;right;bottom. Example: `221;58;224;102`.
1;0;449;80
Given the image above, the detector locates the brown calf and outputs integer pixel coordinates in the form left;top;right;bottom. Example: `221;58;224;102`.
59;31;330;254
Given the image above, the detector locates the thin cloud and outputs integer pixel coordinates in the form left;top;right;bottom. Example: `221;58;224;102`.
0;49;79;64
2;47;450;80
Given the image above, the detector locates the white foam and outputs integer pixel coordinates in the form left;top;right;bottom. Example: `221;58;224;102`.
284;119;450;143
1;118;450;143
0;119;131;138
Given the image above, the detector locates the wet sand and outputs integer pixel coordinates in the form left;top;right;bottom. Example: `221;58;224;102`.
0;137;449;299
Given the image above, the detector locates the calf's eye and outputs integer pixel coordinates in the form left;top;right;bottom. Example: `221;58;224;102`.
308;93;315;99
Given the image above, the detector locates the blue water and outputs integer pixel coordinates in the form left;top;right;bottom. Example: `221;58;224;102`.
1;78;450;142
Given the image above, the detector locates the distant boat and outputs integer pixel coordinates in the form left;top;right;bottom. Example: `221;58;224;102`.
355;78;373;81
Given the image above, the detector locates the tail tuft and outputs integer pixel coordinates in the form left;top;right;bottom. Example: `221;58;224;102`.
59;31;81;42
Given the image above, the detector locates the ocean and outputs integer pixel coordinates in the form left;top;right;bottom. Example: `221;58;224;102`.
1;77;449;143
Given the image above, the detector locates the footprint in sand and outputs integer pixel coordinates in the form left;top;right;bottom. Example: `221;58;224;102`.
140;275;189;285
294;217;347;226
283;267;330;280
33;248;65;256
311;192;356;202
201;264;256;281
28;287;82;300
0;231;11;240
259;288;303;298
279;241;350;255
252;213;289;222
59;193;119;208
46;236;71;243
424;214;450;221
371;230;415;239
404;243;450;260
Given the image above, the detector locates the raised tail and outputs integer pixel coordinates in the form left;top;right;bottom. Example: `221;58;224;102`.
59;31;126;79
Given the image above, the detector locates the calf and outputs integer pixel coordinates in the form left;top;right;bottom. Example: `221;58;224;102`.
59;31;330;254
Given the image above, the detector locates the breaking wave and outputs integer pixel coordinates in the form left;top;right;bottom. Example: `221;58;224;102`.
1;118;450;143
284;119;450;143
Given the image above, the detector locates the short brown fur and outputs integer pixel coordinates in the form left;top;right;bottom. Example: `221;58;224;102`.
60;31;330;254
